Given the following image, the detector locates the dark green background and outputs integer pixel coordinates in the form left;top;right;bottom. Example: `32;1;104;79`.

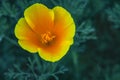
0;0;120;80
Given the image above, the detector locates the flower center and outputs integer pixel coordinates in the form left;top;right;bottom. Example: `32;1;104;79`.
41;32;56;45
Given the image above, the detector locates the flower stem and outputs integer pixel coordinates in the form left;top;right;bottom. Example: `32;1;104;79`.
72;52;79;79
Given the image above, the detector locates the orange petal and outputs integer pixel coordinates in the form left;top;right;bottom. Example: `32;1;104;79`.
24;3;54;35
38;41;71;62
53;6;75;44
37;6;76;62
15;18;41;53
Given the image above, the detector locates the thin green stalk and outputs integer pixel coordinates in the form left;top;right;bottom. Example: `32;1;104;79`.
72;52;79;79
4;36;19;47
34;54;42;71
27;57;38;80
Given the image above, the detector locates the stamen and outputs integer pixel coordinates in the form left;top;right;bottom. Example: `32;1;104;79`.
41;32;56;45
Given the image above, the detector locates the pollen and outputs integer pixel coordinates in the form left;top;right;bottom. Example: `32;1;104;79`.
41;31;56;45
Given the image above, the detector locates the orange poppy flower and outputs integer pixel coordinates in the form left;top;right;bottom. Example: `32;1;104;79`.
14;3;75;62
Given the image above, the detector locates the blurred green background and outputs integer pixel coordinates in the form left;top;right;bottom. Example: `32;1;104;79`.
1;0;120;80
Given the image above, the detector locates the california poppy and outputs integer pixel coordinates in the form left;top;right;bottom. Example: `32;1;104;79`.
15;3;75;62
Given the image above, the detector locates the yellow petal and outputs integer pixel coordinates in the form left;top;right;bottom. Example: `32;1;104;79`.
53;6;75;44
53;6;74;29
18;40;38;53
15;18;34;40
24;3;54;35
15;18;41;53
63;23;75;44
38;41;71;62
